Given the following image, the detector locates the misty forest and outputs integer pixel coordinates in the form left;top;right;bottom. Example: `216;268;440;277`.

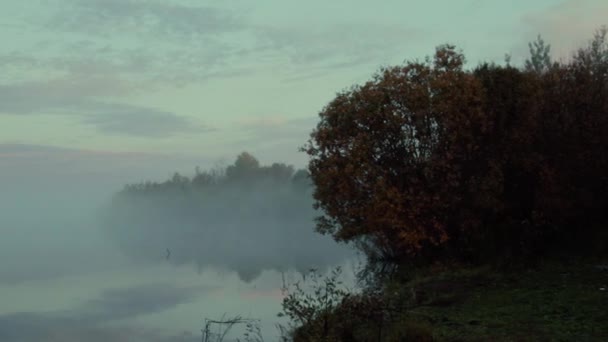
1;2;607;342
102;153;351;283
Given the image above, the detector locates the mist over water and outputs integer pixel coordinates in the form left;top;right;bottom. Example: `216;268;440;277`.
101;174;353;282
0;145;356;341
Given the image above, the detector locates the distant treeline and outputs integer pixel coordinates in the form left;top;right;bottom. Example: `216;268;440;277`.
101;152;350;281
120;151;310;195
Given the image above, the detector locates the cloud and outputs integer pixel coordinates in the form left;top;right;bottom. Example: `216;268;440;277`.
0;0;431;92
256;24;424;70
1;0;251;86
0;38;252;85
218;116;317;167
0;77;209;137
231;115;317;149
0;76;129;114
0;283;207;342
51;0;419;71
81;102;211;137
518;0;608;60
0;143;160;158
236;115;316;135
50;0;243;39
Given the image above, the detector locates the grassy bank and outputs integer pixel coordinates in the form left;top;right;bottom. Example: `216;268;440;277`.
382;259;608;341
287;258;608;341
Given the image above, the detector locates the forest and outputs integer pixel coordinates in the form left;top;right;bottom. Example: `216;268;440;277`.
103;28;608;341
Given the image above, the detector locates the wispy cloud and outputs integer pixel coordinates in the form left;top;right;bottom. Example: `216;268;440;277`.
0;143;168;158
0;76;130;114
81;102;211;138
50;0;243;38
1;1;251;86
0;77;210;138
256;24;425;71
518;0;608;60
232;115;317;146
220;115;317;166
1;0;427;88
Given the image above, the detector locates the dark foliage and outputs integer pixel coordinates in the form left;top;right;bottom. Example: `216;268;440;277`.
304;28;608;268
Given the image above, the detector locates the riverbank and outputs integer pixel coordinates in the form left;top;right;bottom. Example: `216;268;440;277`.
288;258;608;341
376;259;608;341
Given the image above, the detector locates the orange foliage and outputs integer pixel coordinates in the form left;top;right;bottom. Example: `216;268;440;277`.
305;35;608;263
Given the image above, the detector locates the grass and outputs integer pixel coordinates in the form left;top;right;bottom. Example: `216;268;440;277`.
394;259;608;341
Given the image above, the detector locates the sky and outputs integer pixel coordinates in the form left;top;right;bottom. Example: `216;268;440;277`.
0;1;606;341
1;0;606;174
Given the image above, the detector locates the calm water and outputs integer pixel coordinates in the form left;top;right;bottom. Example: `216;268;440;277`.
0;191;356;342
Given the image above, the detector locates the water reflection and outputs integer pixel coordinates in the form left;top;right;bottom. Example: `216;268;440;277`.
0;254;357;341
0;195;357;341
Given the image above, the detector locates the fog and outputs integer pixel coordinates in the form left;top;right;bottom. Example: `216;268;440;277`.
0;144;356;341
101;173;353;282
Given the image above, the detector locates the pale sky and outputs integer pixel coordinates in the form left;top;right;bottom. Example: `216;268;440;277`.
1;0;606;171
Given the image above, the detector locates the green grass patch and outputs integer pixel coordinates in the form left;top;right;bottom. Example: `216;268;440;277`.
397;259;608;341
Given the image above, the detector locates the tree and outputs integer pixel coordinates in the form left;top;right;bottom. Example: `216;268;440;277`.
525;35;552;74
225;152;261;181
304;35;608;265
536;27;608;246
304;45;487;260
574;26;608;74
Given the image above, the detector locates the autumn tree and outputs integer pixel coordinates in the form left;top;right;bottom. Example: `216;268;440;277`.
305;34;608;265
304;45;489;262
